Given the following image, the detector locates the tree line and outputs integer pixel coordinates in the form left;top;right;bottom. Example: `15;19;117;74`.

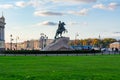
69;38;117;48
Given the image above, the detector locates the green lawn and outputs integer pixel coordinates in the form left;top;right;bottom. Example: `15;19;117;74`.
0;55;120;80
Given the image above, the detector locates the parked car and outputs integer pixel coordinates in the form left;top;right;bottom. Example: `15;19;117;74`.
92;47;100;50
101;48;106;52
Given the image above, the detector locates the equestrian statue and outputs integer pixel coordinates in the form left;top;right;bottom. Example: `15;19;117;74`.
54;21;68;39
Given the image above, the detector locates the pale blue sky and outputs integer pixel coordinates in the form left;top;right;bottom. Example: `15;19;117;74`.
0;0;120;42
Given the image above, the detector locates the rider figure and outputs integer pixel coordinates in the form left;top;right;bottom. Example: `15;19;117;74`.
61;22;65;31
58;21;62;32
58;21;65;32
54;21;67;39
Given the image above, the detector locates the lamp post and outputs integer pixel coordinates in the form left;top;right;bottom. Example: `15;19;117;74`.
118;39;120;52
44;35;48;47
26;40;30;50
10;34;13;50
74;33;79;45
99;34;101;49
15;37;19;50
40;33;48;50
40;33;44;49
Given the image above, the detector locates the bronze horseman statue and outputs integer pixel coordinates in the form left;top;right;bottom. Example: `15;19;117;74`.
54;21;68;39
43;21;72;51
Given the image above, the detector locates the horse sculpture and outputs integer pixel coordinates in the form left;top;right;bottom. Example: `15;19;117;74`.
54;21;67;39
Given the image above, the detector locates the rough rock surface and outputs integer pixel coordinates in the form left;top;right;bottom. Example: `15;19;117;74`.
43;37;73;51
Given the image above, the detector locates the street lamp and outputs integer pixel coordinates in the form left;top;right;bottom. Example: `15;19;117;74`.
10;34;13;50
40;33;48;50
26;40;30;50
99;34;101;49
118;40;120;51
44;35;48;47
15;37;19;50
40;33;44;49
74;33;79;45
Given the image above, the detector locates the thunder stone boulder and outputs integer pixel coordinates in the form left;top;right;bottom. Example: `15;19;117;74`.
42;37;73;51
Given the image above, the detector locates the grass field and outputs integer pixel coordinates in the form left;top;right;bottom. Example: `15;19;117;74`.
0;55;120;80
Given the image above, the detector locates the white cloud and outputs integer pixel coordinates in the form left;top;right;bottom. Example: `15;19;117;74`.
108;3;120;10
81;22;88;26
36;21;57;26
51;0;97;3
93;2;120;10
28;0;41;8
114;32;120;34
93;4;106;10
79;8;89;15
37;21;88;27
68;8;89;16
74;0;97;3
68;22;79;25
0;4;14;9
34;11;64;16
15;0;44;9
15;1;27;8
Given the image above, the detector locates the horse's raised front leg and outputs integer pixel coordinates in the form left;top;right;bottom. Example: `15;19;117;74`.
60;33;62;38
55;33;58;39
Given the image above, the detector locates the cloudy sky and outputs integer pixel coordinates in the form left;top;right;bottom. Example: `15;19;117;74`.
0;0;120;42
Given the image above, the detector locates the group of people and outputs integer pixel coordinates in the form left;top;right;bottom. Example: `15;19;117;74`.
112;48;119;52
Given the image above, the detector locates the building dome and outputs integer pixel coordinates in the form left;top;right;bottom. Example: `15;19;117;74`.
0;12;5;23
1;16;5;19
0;15;5;22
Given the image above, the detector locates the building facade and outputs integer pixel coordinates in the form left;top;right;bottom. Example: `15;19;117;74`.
5;39;53;50
0;15;5;51
109;42;120;49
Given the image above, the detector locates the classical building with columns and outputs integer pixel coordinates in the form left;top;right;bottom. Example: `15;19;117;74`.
0;15;6;51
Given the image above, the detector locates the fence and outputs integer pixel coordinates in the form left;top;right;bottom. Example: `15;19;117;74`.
0;50;120;56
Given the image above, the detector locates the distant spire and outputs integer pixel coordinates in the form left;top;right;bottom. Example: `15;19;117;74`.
1;11;5;18
2;11;3;17
1;11;5;22
99;34;101;40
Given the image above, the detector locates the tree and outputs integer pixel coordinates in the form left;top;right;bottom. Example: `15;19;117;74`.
91;38;99;47
69;38;117;48
102;38;116;48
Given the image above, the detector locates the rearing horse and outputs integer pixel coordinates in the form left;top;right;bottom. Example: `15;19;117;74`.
54;22;67;39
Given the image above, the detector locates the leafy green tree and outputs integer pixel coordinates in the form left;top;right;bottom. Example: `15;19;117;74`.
102;38;116;48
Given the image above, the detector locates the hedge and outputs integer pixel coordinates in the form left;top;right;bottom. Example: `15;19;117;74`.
2;50;101;54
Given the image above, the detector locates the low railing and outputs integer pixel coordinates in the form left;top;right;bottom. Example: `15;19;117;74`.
0;50;120;56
